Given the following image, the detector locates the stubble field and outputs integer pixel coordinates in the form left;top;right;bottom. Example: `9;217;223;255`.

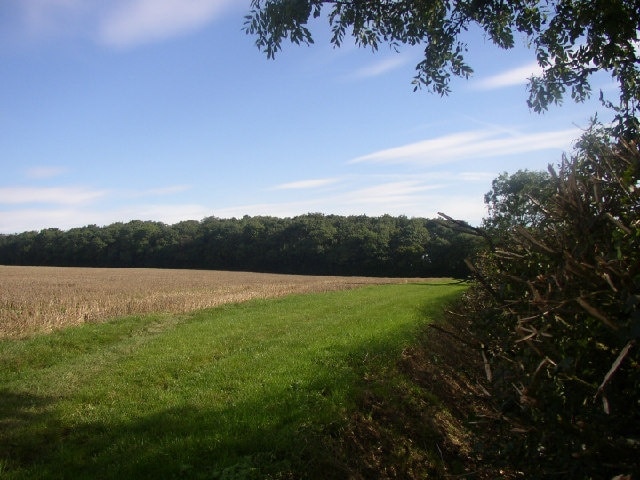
0;266;426;338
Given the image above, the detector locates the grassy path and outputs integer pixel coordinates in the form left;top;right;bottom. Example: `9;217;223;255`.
0;283;465;479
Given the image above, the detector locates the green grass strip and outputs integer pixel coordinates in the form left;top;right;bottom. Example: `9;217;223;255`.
0;283;465;479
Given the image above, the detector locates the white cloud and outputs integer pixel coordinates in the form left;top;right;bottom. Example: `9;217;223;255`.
0;208;86;233
98;0;238;48
271;178;340;190
210;168;503;225
0;203;211;234
457;171;498;182
347;55;410;80
350;128;579;166
344;180;441;204
0;187;107;205
8;0;242;47
25;166;68;179
351;130;490;165
211;186;487;225
425;194;488;225
0;172;499;233
110;203;211;224
212;200;317;219
473;61;544;90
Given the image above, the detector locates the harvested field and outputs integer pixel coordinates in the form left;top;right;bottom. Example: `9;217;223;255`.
0;266;429;338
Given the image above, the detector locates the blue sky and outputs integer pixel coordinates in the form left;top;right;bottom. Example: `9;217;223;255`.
0;0;614;234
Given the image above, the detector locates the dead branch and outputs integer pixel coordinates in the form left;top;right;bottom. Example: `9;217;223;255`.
594;340;636;403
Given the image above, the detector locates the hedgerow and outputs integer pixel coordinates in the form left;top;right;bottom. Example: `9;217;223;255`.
465;128;639;477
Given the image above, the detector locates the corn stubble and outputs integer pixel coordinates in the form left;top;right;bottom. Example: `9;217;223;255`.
0;266;418;338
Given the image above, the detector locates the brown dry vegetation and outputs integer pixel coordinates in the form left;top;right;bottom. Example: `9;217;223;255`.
318;310;513;479
0;266;429;338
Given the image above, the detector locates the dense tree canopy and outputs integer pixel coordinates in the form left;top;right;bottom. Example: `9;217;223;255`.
0;214;482;278
482;169;555;236
245;0;640;134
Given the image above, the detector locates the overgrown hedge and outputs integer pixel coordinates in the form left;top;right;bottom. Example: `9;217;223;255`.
466;129;639;477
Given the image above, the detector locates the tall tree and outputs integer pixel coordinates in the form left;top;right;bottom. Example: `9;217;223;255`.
245;0;640;135
482;169;555;237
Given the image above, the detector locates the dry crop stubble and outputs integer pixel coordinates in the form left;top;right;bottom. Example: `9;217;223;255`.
0;266;427;338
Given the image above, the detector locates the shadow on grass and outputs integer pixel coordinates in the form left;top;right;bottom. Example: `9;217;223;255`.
1;286;469;479
0;390;60;468
1;389;326;478
0;338;420;479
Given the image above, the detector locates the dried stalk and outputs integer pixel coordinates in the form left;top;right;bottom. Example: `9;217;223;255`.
594;340;636;403
576;296;619;330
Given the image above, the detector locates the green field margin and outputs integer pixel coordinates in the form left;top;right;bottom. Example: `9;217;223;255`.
0;282;466;479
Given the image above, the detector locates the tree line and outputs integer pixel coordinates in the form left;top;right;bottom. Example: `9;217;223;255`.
0;214;482;278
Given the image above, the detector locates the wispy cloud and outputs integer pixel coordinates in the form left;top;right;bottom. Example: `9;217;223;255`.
344;180;441;204
110;203;211;224
0;208;87;233
271;178;340;190
0;186;108;205
350;128;579;166
424;194;488;224
0;170;496;233
473;61;543;90
351;131;490;165
25;166;68;179
346;55;410;80
211;177;488;225
458;171;499;182
10;0;241;48
98;0;238;48
0;203;210;233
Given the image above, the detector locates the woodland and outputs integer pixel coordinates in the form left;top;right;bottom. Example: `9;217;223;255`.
0;214;481;278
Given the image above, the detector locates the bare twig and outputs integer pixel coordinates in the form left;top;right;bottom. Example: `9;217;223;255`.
514;225;556;254
464;258;498;299
481;346;493;382
576;297;618;330
594;340;636;403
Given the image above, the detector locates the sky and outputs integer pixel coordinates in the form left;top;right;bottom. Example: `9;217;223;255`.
0;0;615;234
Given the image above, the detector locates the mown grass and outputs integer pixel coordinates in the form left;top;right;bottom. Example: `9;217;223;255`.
0;282;466;479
